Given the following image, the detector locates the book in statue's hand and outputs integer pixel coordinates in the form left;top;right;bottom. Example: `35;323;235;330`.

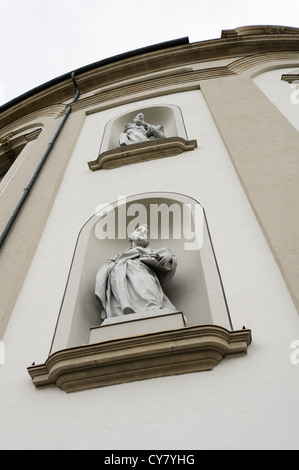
140;254;172;272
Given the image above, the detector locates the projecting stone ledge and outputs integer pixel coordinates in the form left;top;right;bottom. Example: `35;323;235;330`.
27;324;252;393
87;137;198;170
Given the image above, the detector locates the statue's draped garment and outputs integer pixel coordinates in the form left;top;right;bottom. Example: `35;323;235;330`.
95;246;177;320
119;114;166;146
119;123;149;146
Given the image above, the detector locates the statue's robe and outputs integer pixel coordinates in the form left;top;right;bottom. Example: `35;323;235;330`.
95;246;177;320
119;123;148;146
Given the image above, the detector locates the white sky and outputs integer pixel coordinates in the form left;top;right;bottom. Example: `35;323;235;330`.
1;0;299;105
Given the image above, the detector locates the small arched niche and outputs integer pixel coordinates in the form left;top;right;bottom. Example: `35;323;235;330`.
100;105;187;153
50;192;233;355
88;105;197;171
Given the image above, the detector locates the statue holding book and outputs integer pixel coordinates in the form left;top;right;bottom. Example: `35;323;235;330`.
95;224;177;320
119;113;166;146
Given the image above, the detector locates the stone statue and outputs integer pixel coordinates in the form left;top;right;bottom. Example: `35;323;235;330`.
119;113;166;146
95;224;177;321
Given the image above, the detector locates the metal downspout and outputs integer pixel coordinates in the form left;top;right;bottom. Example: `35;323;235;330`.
0;72;80;249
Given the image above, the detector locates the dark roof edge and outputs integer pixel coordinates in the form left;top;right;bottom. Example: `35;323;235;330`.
0;37;189;113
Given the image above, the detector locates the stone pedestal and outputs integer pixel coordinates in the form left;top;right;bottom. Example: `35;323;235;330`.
89;310;186;343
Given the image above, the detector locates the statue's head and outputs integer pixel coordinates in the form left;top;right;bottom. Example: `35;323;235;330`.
134;113;144;123
128;224;149;248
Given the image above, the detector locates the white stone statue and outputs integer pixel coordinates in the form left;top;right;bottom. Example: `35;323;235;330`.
119;113;166;146
95;224;177;320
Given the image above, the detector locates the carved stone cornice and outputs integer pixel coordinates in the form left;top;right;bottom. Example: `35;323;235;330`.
0;133;14;159
66;67;235;116
27;324;252;393
0;104;68;132
88;137;198;170
0;128;43;178
228;52;299;75
2;27;299;130
24;128;43;142
0;133;13;145
222;25;299;37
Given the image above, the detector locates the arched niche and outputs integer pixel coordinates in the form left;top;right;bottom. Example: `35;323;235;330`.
88;106;197;171
50;192;233;355
99;104;187;153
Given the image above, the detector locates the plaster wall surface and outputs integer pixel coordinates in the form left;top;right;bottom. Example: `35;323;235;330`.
254;67;299;131
201;69;299;312
1;90;299;450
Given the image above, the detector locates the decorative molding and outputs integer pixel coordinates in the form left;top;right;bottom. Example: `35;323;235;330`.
0;104;67;134
0;128;42;177
222;25;299;38
264;26;287;35
228;52;299;75
27;324;252;393
88;137;198;171
24;128;43;142
0;128;42;156
2;30;299;129
57;54;299;118
65;68;234;116
281;73;299;83
0;133;14;158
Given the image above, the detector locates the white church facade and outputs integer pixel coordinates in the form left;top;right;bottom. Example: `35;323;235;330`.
0;25;299;450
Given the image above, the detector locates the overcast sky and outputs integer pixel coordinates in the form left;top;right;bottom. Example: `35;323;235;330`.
1;0;299;105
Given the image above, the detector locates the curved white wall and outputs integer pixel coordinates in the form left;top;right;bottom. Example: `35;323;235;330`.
254;67;299;131
1;89;298;450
